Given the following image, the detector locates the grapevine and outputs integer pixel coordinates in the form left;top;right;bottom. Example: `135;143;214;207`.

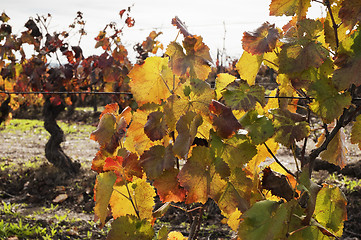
2;0;361;239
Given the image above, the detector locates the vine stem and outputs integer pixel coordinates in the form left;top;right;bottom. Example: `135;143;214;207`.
120;168;140;219
324;0;339;50
36;14;63;67
263;142;296;177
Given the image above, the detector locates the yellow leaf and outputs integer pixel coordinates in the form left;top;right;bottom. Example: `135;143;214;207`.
236;51;263;85
246;138;279;175
167;231;187;240
128;56;179;106
124;109;162;155
215;73;236;100
109;177;156;220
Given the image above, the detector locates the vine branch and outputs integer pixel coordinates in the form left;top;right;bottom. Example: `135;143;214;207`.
264;142;296;177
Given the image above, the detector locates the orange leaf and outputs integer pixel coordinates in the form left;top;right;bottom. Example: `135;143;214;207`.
153;168;186;203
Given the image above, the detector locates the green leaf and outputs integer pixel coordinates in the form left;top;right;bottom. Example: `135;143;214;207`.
139;145;176;179
314;186;347;237
106;215;154;240
271;109;310;147
309;77;352;123
238;200;293;239
211;133;257;171
94;172;117;226
239;110;274;145
222;80;265;111
236;51;264;85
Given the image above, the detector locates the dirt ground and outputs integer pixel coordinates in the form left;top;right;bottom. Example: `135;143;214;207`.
1;110;361;239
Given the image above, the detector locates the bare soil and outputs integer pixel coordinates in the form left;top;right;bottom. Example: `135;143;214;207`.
1;111;361;239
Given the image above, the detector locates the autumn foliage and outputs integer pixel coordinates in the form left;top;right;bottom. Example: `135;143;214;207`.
2;0;361;239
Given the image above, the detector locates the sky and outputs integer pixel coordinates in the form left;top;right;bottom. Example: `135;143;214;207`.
2;0;325;63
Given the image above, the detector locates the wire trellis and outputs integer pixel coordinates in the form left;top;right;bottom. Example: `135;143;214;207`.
1;91;361;101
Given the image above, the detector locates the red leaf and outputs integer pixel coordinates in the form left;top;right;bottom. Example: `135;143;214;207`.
125;17;135;27
119;9;126;18
209;100;243;139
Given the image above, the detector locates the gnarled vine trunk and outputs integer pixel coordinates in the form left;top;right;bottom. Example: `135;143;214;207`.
43;97;80;175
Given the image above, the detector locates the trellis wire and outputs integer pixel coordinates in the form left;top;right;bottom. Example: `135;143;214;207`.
1;91;361;101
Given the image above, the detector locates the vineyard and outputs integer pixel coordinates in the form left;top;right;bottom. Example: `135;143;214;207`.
1;0;361;239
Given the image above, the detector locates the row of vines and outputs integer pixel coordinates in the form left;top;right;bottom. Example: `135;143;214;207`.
2;0;361;239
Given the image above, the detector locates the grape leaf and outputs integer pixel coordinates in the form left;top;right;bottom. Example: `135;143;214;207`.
124;109;161;155
173;111;203;159
238;200;295;239
90;113;116;147
103;154;143;183
351;114;361;149
209;100;243;139
91;148;112;173
106;215;154;240
166;231;187;240
242;22;280;55
222;80;265;111
333;55;361;90
153;168;186;203
324;2;348;51
164;79;214;136
0;12;10;23
309;77;352;123
246;138;279;175
239;110;274;145
236;51;263;85
279;41;329;74
171;16;192;37
317;129;347;168
90;111;127;154
314;186;347;237
94;172;117;226
178;146;227;204
128;56;179;105
139;145;176;179
269;0;311;18
271;109;310;147
166;35;212;80
339;0;361;29
144;111;167;141
261;167;295;201
211;133;257;172
215;73;236;99
216;182;250;217
109;177;156;220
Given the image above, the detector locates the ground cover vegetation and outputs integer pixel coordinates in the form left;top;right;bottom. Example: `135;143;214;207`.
1;0;361;239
